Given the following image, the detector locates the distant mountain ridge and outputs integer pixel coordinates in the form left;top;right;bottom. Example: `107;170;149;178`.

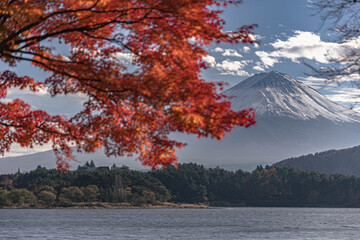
224;71;360;122
273;145;360;176
0;148;147;174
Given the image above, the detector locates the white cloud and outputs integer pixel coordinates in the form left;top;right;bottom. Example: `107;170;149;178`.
222;49;242;58
255;30;360;68
248;34;256;41
216;59;251;76
212;47;243;57
253;65;265;72
0;99;13;103
220;70;250;76
216;59;247;71
299;73;360;88
325;89;360;103
7;86;49;96
188;36;197;42
324;88;360;112
115;52;135;63
255;51;280;68
242;46;251;53
298;76;334;89
73;47;135;64
213;47;224;52
270;31;333;63
202;55;216;67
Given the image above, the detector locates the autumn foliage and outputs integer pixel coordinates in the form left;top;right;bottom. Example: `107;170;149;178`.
0;0;256;171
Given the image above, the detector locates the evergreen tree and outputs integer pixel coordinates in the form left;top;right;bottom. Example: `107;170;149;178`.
89;160;95;168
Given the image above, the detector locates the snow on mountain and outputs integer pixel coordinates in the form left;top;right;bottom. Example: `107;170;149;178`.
224;71;360;122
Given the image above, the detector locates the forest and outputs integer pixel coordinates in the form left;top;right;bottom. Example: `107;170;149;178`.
1;163;360;208
274;145;360;176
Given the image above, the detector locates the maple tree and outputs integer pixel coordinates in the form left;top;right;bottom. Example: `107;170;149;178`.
0;0;256;171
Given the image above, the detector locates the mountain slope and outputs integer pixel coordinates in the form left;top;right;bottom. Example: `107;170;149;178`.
273;145;360;176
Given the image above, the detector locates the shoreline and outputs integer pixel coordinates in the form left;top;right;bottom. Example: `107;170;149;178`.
1;202;216;209
3;203;360;209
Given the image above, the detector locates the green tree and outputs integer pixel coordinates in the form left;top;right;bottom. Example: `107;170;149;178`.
37;191;57;206
157;186;171;202
142;190;157;204
129;189;156;206
0;189;11;206
81;185;100;202
38;186;56;195
59;186;84;204
9;189;36;205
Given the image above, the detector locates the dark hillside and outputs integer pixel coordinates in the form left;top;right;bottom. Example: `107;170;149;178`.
273;145;360;176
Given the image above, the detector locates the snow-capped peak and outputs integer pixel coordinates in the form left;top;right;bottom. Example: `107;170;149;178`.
224;71;360;122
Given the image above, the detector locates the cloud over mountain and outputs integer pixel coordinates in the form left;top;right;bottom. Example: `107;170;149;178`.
255;31;360;68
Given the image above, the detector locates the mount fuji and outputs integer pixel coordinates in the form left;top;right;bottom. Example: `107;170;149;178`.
226;71;360;122
175;71;360;170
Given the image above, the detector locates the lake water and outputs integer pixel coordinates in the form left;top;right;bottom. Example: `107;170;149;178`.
1;208;359;239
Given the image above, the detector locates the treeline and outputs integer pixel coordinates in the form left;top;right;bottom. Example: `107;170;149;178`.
2;163;360;207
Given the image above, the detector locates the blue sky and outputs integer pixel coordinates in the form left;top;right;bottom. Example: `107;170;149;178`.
2;0;360;156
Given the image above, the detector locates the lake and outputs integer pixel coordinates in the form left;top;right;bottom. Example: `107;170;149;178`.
1;208;359;239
